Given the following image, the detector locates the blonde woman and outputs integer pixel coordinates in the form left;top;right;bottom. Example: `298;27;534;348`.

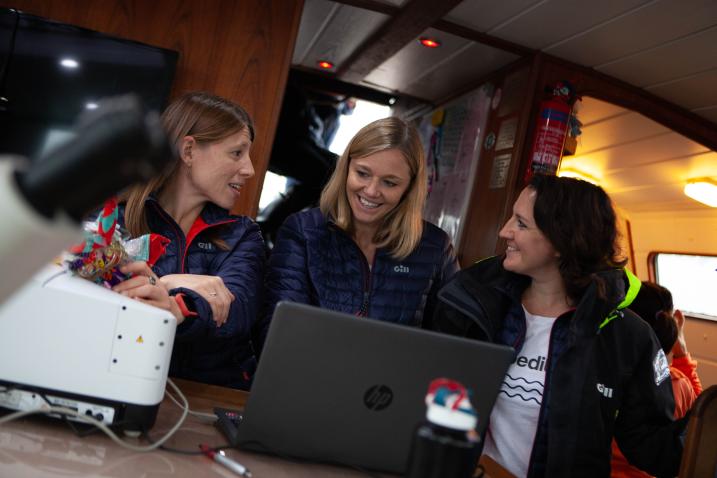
260;117;458;350
113;91;265;390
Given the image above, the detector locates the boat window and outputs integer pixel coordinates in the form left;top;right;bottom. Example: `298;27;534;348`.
651;252;717;321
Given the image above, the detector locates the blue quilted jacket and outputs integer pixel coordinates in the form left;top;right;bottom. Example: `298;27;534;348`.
118;197;265;389
259;208;459;349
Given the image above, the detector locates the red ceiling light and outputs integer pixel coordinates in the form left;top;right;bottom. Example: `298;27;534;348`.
317;60;334;70
419;37;441;48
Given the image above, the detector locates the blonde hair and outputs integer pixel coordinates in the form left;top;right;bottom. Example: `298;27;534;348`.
122;91;254;237
319;117;427;259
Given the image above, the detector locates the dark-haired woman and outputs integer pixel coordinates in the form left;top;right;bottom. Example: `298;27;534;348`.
432;175;686;478
611;281;702;478
112;92;265;390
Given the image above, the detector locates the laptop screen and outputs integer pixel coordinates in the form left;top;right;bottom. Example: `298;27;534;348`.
237;301;514;474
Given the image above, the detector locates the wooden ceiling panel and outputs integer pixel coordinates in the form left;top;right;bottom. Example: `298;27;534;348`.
577;97;627;125
292;0;340;64
400;42;518;101
298;2;389;70
596;27;717;87
561;97;717;215
577;132;708;173
443;0;544;33
696;106;717;123
362;28;472;92
610;151;717;184
577;112;670;154
562;134;709;193
565;150;717;213
379;0;410;5
337;0;464;82
645;68;717;111
609;189;708;212
604;152;717;212
544;0;717;67
682;151;717;180
489;0;650;50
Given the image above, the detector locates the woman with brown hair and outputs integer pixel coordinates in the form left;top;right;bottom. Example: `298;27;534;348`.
260;117;458;349
433;175;686;478
112;91;265;390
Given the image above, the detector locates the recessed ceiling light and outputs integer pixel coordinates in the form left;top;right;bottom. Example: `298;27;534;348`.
419;37;441;48
317;60;334;70
684;178;717;207
60;58;79;69
85;102;98;110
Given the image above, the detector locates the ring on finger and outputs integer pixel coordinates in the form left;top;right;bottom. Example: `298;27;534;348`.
208;291;218;297
148;275;157;286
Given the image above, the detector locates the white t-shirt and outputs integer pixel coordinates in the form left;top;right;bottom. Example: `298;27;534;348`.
482;306;557;478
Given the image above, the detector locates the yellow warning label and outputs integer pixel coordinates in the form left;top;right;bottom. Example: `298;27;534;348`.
136;336;144;344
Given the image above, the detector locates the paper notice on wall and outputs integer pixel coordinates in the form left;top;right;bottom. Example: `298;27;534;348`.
495;117;518;151
489;153;513;189
439;102;469;174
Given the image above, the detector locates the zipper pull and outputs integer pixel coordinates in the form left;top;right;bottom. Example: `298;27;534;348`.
358;291;370;317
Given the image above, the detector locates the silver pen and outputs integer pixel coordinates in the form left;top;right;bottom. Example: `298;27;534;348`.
200;444;252;477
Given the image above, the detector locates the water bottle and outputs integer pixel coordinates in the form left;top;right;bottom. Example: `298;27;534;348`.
406;378;480;478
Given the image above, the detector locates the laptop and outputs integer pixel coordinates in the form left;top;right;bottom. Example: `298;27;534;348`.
236;301;514;474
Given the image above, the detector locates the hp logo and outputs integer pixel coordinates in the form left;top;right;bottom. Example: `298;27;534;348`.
363;385;393;411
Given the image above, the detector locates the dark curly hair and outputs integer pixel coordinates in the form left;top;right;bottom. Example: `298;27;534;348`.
629;282;678;353
529;174;627;302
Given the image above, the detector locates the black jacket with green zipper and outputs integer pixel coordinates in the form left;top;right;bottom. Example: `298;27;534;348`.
431;256;686;478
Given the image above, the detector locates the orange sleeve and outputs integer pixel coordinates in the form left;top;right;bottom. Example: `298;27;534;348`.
671;353;703;395
670;366;697;418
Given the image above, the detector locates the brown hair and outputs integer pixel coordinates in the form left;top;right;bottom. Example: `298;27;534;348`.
629;282;678;353
528;174;627;302
319;117;427;259
122;91;254;237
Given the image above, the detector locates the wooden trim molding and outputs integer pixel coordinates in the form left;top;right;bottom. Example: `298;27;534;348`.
337;0;463;83
433;19;532;57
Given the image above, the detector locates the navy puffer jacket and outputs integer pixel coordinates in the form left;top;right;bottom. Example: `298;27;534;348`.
118;198;265;389
260;208;458;348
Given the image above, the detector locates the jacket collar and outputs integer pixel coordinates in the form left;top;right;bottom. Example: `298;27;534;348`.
146;195;239;227
440;256;638;337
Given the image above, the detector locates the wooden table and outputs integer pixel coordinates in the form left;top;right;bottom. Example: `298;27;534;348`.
0;379;512;477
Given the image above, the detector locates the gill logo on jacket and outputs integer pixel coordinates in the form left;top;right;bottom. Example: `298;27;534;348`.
653;349;670;386
597;383;613;398
393;265;410;273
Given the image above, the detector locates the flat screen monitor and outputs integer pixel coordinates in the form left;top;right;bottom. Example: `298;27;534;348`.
0;7;178;161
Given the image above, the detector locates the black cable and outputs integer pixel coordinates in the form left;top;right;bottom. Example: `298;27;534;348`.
143;430;232;455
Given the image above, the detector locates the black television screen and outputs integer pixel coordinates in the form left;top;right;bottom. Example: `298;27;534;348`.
0;7;178;161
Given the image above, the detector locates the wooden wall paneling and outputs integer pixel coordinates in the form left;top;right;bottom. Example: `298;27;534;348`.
456;56;540;266
5;0;304;217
